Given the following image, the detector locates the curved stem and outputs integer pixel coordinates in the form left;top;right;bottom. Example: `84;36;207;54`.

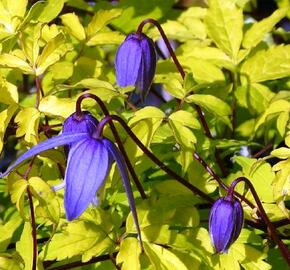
136;18;227;176
76;94;146;199
230;177;290;266
23;157;37;270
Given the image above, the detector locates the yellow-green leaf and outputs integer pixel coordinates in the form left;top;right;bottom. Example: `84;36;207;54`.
61;13;86;41
15;107;40;144
116;237;141;270
86;31;124;46
10;179;28;217
205;0;243;61
271;147;290;159
241;45;290;83
16;222;33;270
0;54;33;74
243;8;288;49
86;9;122;38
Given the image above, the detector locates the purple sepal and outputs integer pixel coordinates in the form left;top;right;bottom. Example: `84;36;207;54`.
209;197;244;253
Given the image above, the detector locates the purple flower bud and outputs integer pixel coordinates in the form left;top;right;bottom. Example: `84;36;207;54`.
209;197;244;253
62;111;99;154
115;33;157;100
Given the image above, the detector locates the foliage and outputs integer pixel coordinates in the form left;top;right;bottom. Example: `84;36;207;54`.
0;0;289;269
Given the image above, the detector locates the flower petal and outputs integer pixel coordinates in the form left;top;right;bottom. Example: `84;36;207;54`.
0;133;88;178
103;138;142;245
64;138;111;220
115;34;142;87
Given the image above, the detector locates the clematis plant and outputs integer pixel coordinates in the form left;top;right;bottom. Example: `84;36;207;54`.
0;110;143;247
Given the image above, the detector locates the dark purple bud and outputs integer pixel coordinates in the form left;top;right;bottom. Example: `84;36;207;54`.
62;111;99;154
115;33;157;100
209;197;244;253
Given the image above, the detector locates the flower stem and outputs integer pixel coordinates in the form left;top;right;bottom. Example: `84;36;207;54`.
136;18;227;176
23;156;37;270
35;76;44;109
228;177;290;266
76;93;147;199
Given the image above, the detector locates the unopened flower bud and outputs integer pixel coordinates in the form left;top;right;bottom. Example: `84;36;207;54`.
209;197;243;253
115;33;157;100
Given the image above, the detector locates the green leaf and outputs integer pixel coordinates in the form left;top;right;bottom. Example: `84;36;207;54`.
0;105;18;152
169;111;200;130
144;242;188;270
61;13;86;41
41;220;115;262
234;156;275;202
243;8;288;49
0;254;23;270
271;147;290;159
0;215;22;252
180;57;225;83
39;95;75;118
3;0;28;18
25;0;64;23
20;23;42;66
15;107;40;144
86;31;124;46
241;45;290;83
205;0;243;61
0;54;33;74
185;94;231;126
254;99;290;132
116;237;141;270
10;179;28;217
36;33;73;75
16;222;34;270
86;9;122;38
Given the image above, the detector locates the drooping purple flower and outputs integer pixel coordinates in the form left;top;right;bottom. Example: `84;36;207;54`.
115;33;157;100
209;197;244;253
0;118;142;242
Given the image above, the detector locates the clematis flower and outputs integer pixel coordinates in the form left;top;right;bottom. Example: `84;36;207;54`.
0;116;142;242
115;33;157;100
209;196;243;253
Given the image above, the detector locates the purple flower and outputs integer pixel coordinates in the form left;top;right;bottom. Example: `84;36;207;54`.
0;115;141;240
209;197;243;253
115;33;157;100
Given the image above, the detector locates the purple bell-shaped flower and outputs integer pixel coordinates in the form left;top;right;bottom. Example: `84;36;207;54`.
115;33;157;100
209;196;244;253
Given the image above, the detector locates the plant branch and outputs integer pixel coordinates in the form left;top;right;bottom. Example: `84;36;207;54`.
22;156;38;270
136;18;227;176
75;93;146;199
228;177;290;266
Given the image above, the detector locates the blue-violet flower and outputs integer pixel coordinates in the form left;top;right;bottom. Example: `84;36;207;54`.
115;33;157;100
209;197;243;253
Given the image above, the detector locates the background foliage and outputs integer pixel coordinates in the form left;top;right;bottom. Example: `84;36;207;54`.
0;0;289;269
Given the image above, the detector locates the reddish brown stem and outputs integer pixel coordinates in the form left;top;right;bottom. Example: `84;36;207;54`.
229;177;290;266
136;18;227;176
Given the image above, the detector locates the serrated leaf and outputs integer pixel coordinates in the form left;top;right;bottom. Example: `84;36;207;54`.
16;222;33;270
20;23;42;66
36;33;73;75
86;9;122;38
255;99;290;132
205;0;243;61
116;237;141;270
234;156;274;202
15;107;40;144
144;242;188;270
169;110;200;129
0;54;33;74
241;45;290;83
10;179;28;217
41;220;114;262
39;95;75;118
243;8;288;49
0;104;18;152
86;31;124;46
271;147;290;159
185;94;231;120
25;0;64;23
61;13;86;41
